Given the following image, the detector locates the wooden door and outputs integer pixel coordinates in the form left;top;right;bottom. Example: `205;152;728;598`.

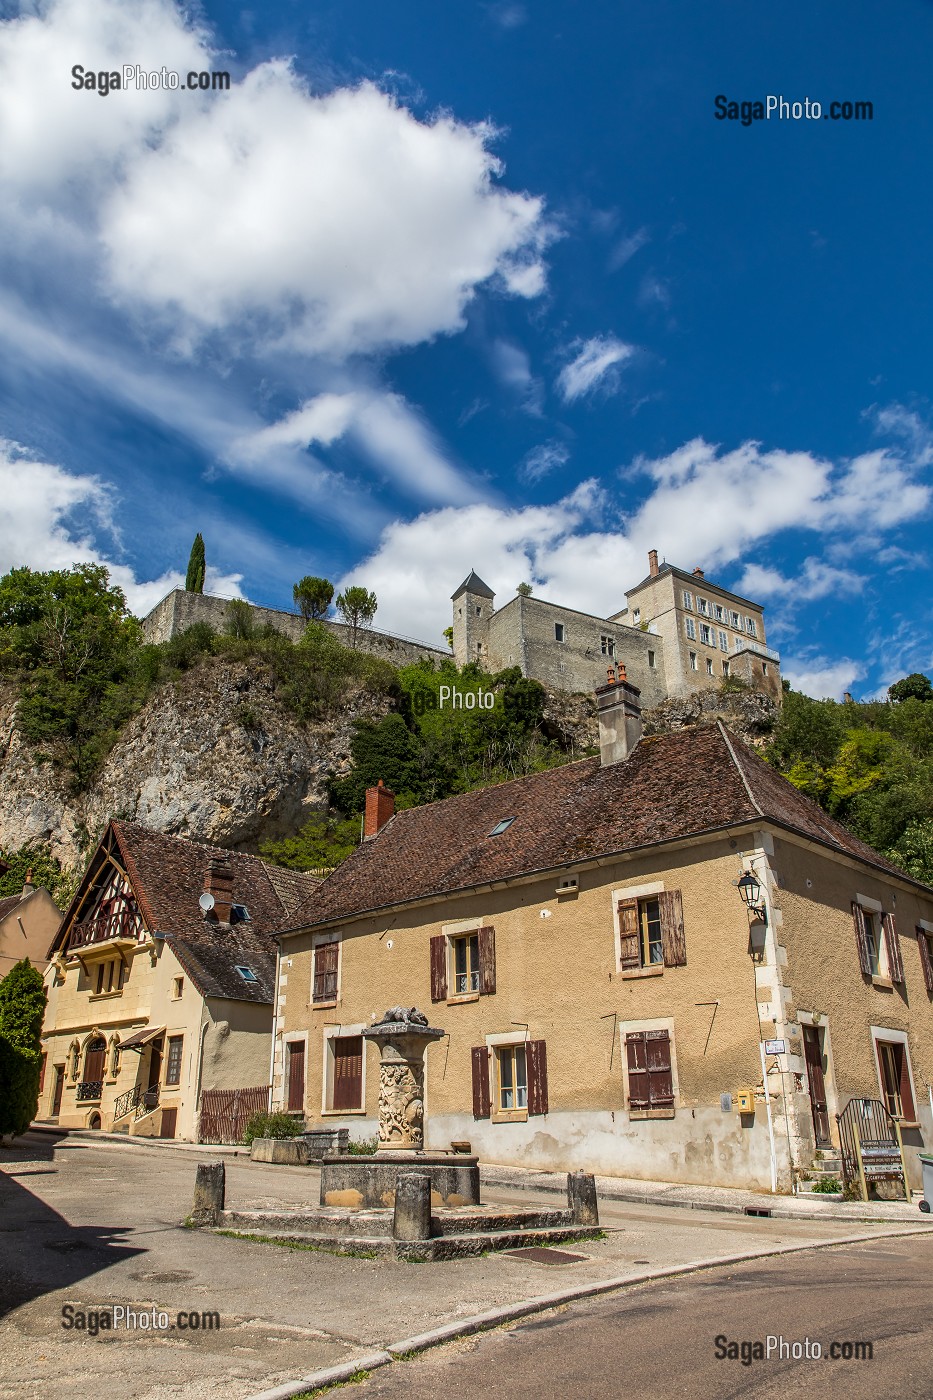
52;1066;65;1115
149;1038;163;1088
159;1107;177;1139
287;1041;306;1112
803;1025;832;1147
332;1036;363;1111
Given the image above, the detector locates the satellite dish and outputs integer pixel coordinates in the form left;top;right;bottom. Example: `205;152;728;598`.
199;892;215;912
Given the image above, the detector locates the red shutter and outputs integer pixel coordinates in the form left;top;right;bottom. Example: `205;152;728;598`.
625;1032;649;1108
430;934;448;1002
471;1046;490;1118
852;902;871;976
882;913;904;983
917;928;933;994
287;1041;305;1112
618;900;640;969
478;925;496;995
659;890;686;966
526;1040;548;1116
332;1036;363;1110
646;1029;674;1106
313;941;339;1002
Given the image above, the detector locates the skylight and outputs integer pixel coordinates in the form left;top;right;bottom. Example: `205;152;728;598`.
235;965;258;982
488;817;516;837
231;904;251;924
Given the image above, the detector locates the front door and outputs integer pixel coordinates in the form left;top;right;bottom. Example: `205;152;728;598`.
159;1107;177;1139
52;1065;65;1116
803;1025;832;1148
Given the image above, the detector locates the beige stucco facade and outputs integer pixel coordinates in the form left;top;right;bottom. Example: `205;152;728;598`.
275;825;933;1193
0;886;62;979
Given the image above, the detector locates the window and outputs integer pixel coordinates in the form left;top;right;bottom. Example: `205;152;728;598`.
876;1039;916;1121
489;817;515;836
331;1035;364;1111
647;649;655;668
617;892;686;971
684;617;696;641
852;903;904;983
554;623;565;642
231;904;251;924
312;940;339;1003
698;598;709;616
83;1037;106;1085
110;1039;120;1077
165;1035;183;1086
682;591;693;610
172;976;184;1000
864;911;881;976
762;663;769;676
453;933;479;995
746;617;757;636
918;928;933;994
705;658;713;676
625;1029;675;1111
722;660;730;677
714;604;724;621
632;608;641;623
600;635;615;656
496;1044;527;1111
730;610;740;628
38;1054;46;1095
94;958;123;994
718;630;728;652
689;651;698;670
476;606;482;616
471;1040;548;1120
235;965;258;982
699;623;712;646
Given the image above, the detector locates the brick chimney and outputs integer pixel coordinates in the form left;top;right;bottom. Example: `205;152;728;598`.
20;868;35;901
692;566;705;579
204;856;234;923
364;780;396;839
595;664;643;766
648;549;659;578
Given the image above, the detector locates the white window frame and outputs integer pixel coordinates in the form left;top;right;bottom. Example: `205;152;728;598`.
618;1016;679;1120
856;895;889;981
612;882;665;974
484;1030;530;1124
700;623;712;646
321;1023;368;1116
684;617;696;641
682;591;693;610
697;597;709;616
870;1026;919;1125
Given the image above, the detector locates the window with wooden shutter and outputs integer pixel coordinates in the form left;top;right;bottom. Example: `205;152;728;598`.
478;925;496;995
287;1040;305;1112
882;913;904;983
852;901;872;977
876;1040;916;1122
332;1035;364;1111
917;928;933;995
625;1029;674;1111
312;941;339;1003
526;1040;548;1116
617;900;640;969
430;934;447;1002
659;890;686;966
471;1046;490;1118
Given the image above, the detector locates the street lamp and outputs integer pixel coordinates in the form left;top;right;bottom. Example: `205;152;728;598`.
736;870;767;923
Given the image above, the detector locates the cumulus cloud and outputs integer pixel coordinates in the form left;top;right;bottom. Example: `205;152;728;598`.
0;441;243;616
736;557;864;602
781;657;863;701
557;335;634;403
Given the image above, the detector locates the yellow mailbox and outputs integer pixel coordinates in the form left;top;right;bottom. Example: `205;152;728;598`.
735;1089;755;1113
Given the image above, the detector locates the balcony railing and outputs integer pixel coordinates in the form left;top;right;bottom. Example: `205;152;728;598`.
733;638;781;663
135;1084;160;1119
76;1080;103;1102
114;1084;142;1121
67;910;144;952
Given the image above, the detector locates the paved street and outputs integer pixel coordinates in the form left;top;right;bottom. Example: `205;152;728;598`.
1;1133;930;1399
336;1234;933;1400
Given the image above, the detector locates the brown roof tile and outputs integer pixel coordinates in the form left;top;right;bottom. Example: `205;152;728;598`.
288;723;916;930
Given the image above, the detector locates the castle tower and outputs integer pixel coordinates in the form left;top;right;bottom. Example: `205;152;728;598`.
451;570;495;667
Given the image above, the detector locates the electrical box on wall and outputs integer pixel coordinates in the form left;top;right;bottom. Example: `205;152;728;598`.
735;1089;755;1113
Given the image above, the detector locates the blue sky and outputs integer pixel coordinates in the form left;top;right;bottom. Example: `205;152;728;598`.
1;0;931;698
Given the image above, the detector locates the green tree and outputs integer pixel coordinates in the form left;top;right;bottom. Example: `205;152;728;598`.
443;626;454;649
335;586;377;648
185;533;206;593
886;818;933;884
0;844;78;909
293;576;334;622
224;599;255;639
888;673;933;704
0;960;47;1137
516;582;533;597
259;811;360;872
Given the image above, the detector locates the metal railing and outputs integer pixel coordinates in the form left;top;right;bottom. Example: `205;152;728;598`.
113;1084;142;1121
76;1080;103;1102
135;1084;160;1119
837;1096;909;1201
733;638;781;663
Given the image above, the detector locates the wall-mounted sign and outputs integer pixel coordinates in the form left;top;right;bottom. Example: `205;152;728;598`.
764;1039;786;1055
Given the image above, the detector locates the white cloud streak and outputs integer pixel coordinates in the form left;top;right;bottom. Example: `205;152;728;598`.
557;335;634;403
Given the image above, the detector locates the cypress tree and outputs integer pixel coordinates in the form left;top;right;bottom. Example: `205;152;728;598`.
185;534;206;593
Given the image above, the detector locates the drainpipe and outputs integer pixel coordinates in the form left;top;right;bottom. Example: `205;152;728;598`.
267;943;282;1113
759;1040;778;1194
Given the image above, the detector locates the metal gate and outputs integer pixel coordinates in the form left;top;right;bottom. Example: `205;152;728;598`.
837;1096;910;1201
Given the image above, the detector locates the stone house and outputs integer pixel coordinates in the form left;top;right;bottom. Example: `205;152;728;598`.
0;865;63;980
38;821;319;1140
272;672;933;1193
451;550;781;703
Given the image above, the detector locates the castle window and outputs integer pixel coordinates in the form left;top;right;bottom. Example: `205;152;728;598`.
647;650;655;668
689;651;698;670
697;598;709;616
714;604;724;621
699;624;712;646
684;617;696;641
632;608;641;622
600;635;615;656
706;658;713;676
682;591;693;610
555;623;565;642
476;606;482;616
746;617;757;636
722;660;730;676
730;610;740;628
719;630;728;651
762;663;769;676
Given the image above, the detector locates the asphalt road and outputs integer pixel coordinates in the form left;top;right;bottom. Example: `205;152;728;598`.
334;1234;933;1400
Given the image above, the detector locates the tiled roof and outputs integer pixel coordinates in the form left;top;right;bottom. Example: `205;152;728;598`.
54;823;320;1004
0;893;22;923
289;723;915;930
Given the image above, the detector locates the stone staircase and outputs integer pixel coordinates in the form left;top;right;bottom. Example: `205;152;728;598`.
797;1150;844;1194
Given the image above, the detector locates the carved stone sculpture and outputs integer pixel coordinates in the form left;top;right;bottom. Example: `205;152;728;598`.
363;1006;444;1153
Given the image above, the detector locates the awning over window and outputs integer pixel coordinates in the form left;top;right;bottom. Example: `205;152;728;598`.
118;1025;165;1052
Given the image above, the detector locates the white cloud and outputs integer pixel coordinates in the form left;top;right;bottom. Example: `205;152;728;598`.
736;557;864;602
0;441;243;617
490;339;543;414
781;657;863;701
519;441;570;484
608;227;650;271
557;335;634;403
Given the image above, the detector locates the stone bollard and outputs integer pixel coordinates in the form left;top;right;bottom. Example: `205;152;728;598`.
567;1171;599;1226
392;1172;432;1241
192;1161;225;1225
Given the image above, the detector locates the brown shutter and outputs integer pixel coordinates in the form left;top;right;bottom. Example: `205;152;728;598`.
917;928;933;994
617;899;640;969
659;890;686;966
646;1029;674;1106
287;1041;305;1112
478;925;496;995
83;1039;106;1082
882;912;904;983
332;1036;363;1110
313;941;339;1002
852;901;871;977
897;1045;916;1121
471;1046;490;1118
625;1031;649;1108
430;934;448;1002
526;1040;548;1116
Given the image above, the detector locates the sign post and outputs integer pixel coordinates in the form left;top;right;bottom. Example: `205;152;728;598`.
759;1040;777;1194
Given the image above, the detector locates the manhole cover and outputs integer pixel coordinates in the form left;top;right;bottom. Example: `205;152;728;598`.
129;1271;194;1284
505;1247;588;1265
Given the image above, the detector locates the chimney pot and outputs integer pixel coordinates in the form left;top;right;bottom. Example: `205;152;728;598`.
594;671;643;766
364;781;396;839
648;549;659;578
20;868;35;901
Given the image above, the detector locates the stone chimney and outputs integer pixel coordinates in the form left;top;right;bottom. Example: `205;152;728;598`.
204;856;234;923
595;665;643;766
20;868;35;901
364;780;396;839
692;566;705;579
648;549;659;578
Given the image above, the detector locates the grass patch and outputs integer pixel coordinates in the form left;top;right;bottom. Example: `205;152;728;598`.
292;1371;373;1398
214;1229;379;1260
